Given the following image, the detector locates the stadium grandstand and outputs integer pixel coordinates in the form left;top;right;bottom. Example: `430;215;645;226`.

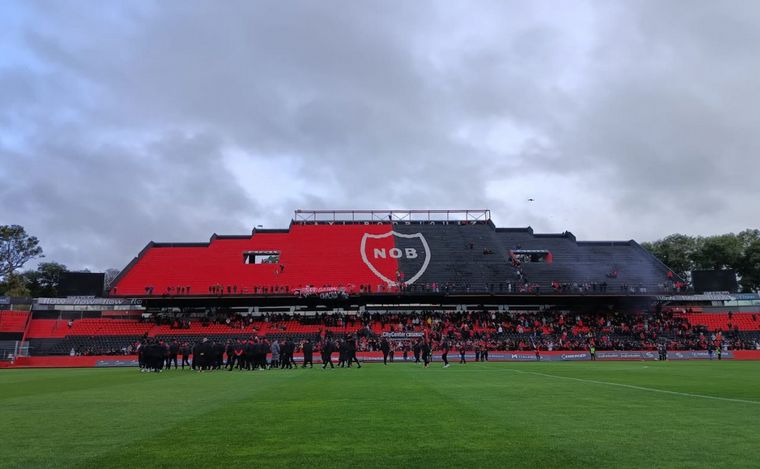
2;210;759;365
110;209;681;300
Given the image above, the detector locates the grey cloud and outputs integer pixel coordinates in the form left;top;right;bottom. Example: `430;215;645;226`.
1;0;759;271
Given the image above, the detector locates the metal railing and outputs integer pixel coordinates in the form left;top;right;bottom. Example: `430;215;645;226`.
294;209;491;223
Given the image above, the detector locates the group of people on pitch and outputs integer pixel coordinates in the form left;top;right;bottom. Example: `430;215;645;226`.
378;337;454;368
138;334;509;373
138;336;369;372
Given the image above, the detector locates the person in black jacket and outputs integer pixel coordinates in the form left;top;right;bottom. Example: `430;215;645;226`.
180;342;191;370
421;340;431;368
142;340;158;372
225;340;236;370
280;339;291;369
213;341;225;370
413;340;421;364
337;340;347;368
254;338;268;370
137;340;146;371
167;340;179;370
380;338;391;365
194;338;209;372
346;336;361;368
321;339;334;369
302;340;313;368
191;342;199;370
288;339;298;368
202;338;215;371
440;339;450;368
244;339;255;370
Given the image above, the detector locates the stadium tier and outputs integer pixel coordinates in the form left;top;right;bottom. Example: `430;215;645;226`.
15;309;760;357
111;212;678;297
675;312;760;331
5;211;758;364
0;311;29;334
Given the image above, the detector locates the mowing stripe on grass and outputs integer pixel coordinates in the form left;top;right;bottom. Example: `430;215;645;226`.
506;369;760;405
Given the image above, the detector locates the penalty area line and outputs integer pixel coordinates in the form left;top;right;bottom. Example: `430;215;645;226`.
505;369;760;406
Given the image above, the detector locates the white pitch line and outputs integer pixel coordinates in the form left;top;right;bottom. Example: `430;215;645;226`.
507;369;760;406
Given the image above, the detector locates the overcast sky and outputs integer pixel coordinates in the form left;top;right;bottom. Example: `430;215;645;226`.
2;1;759;272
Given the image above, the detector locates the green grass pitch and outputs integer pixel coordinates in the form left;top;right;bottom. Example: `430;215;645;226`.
1;361;759;468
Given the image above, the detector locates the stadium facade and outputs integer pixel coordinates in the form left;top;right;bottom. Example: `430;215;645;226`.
110;209;677;308
3;209;760;366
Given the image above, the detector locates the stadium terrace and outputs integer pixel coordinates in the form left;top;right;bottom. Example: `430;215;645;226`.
2;210;759;368
109;209;681;303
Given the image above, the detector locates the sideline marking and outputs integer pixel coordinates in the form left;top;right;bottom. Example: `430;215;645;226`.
506;369;760;405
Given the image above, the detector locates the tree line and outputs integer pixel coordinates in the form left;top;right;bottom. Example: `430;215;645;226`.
640;229;760;292
0;225;119;297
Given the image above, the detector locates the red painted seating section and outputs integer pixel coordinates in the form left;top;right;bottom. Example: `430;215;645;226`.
26;320;68;339
22;317;373;339
114;224;399;296
0;311;29;333
677;312;760;331
68;319;155;336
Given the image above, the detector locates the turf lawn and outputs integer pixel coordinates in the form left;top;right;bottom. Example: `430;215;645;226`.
1;361;759;468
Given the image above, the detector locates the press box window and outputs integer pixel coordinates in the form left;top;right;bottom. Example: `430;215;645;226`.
243;251;280;264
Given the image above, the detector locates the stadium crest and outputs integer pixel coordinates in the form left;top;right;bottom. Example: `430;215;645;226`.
360;231;431;285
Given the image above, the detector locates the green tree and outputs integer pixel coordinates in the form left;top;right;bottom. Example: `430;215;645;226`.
641;234;701;278
1;274;31;297
644;229;760;292
738;238;760;292
23;262;69;297
692;234;744;270
0;225;44;281
736;229;760;250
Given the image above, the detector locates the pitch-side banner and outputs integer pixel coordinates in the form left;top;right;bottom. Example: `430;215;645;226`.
382;332;425;338
36;297;142;306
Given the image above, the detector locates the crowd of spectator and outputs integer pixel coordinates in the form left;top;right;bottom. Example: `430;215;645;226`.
128;307;760;352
